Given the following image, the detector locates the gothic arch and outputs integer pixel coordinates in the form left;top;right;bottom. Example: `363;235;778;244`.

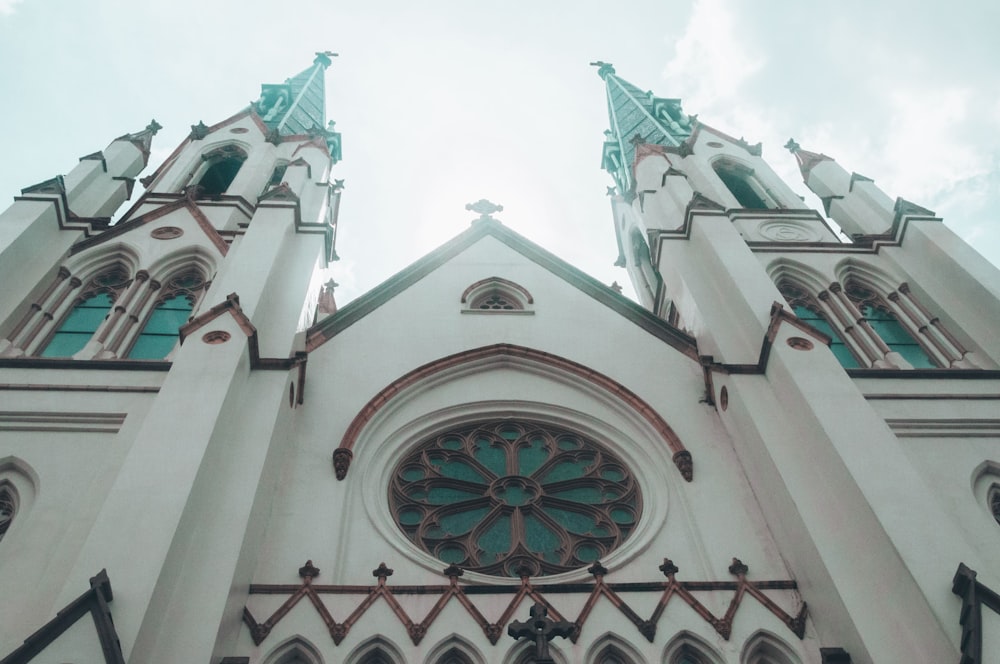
64;243;141;283
336;344;691;482
423;634;486;664
145;246;218;285
0;457;39;545
345;635;406;664
503;640;568;664
971;461;1000;528
460;277;534;312
740;629;801;664
586;631;644;664
662;631;724;664
262;635;324;664
709;157;777;210
765;258;829;296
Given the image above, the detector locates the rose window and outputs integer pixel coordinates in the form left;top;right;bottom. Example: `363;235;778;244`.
389;420;641;577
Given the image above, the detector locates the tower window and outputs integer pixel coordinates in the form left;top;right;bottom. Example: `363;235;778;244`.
990;485;1000;526
713;162;773;209
195;145;247;198
127;271;204;360
845;281;936;368
779;282;859;369
40;267;130;358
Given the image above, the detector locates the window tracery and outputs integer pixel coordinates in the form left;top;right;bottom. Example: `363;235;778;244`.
390;420;641;577
126;270;205;359
461;277;533;313
194;144;247;198
40;266;131;358
777;281;858;369
989;485;1000;526
844;280;936;368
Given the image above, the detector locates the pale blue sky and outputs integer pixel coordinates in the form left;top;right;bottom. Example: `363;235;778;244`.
1;0;997;304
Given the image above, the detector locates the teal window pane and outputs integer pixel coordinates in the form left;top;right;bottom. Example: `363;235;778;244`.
423;486;484;504
128;295;192;360
517;437;548;476
538;456;593;483
545;507;598;535
40;292;113;357
437;506;491;536
473;438;507;477
41;332;92;358
793;304;859;369
524;514;560;560
862;306;936;368
429;457;488;484
477;514;512;556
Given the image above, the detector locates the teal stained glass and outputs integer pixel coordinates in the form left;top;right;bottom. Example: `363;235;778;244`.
128;295;193;359
41;292;114;358
861;305;936;368
792;305;860;369
389;420;641;577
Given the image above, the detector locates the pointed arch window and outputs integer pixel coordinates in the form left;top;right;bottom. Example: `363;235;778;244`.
127;271;204;359
40;267;130;358
845;281;936;368
0;485;16;542
712;161;776;209
989;484;1000;527
778;282;859;369
195;145;247;198
460;277;533;314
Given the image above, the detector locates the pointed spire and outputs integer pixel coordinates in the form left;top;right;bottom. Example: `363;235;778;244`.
595;65;693;193
784;138;833;180
115;120;161;165
255;53;338;141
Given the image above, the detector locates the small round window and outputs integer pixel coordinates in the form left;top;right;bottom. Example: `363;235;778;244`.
389;420;641;577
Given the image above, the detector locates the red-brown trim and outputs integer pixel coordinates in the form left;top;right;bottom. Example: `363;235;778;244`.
243;558;804;649
333;343;692;482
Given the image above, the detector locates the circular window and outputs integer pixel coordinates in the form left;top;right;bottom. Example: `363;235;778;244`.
389;420;641;577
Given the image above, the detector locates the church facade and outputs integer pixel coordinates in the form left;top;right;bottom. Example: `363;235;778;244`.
0;56;998;664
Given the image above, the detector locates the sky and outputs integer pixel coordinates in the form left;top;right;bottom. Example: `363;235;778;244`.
0;0;997;305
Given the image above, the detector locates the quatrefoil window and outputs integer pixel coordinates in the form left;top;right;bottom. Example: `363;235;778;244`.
389;421;641;577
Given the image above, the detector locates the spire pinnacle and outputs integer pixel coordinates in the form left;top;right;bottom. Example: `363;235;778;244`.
785;138;833;179
597;68;692;193
255;55;336;145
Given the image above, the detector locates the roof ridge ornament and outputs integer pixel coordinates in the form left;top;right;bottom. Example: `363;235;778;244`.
314;50;339;67
466;198;503;224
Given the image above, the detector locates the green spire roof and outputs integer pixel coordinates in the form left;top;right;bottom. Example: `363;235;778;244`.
255;52;342;160
593;62;692;193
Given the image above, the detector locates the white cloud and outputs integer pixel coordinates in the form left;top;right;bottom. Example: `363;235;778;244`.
0;0;22;15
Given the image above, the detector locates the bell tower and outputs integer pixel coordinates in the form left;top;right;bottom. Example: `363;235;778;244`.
595;64;1000;662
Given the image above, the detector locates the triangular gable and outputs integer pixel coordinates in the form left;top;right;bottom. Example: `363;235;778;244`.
305;220;698;360
0;570;124;664
69;194;230;257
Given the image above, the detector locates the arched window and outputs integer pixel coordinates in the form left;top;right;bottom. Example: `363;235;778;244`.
0;484;17;542
40;266;130;358
742;632;800;664
989;484;1000;526
778;282;859;369
460;277;533;313
713;161;774;209
127;271;204;359
195;145;247;198
845;280;936;368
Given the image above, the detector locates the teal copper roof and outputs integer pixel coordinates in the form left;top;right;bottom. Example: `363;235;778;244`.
255;52;341;161
593;62;692;194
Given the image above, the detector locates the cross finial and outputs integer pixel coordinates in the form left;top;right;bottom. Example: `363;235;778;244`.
315;51;340;67
629;133;645;147
466;198;504;224
507;602;574;663
589;60;616;79
784;138;801;154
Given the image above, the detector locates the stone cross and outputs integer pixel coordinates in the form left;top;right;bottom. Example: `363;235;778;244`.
466;199;503;223
507;602;574;663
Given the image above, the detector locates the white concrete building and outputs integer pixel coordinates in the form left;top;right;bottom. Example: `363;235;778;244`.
0;57;998;664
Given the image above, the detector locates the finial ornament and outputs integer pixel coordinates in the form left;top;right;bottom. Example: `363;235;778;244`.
466;199;503;224
784;138;801;153
314;51;339;67
507;602;574;664
146;119;162;135
589;60;616;79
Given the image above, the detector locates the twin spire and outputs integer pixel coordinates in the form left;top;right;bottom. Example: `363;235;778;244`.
592;61;693;194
